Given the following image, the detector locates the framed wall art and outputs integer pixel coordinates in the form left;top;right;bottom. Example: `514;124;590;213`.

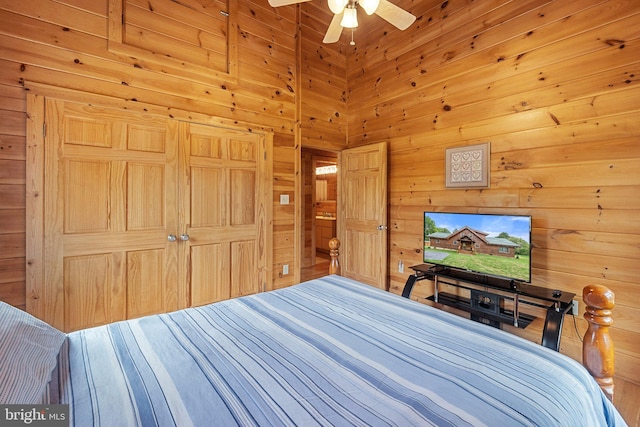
445;142;490;188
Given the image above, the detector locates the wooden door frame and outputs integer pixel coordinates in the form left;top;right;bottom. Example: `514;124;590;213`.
299;147;339;275
298;143;387;288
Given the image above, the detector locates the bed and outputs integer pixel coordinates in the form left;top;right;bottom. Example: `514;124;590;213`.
0;271;627;426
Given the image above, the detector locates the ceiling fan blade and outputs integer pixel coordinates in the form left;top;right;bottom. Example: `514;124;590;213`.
323;13;344;43
374;0;416;30
268;0;310;6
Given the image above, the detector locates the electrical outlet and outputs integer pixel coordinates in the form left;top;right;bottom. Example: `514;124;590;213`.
282;264;289;275
571;300;579;316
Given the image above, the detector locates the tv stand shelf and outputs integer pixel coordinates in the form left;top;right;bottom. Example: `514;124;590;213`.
402;264;576;351
425;293;537;329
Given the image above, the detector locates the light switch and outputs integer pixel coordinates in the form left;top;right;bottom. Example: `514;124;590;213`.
280;194;290;205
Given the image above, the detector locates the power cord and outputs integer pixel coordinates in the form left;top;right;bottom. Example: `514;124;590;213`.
573;312;583;343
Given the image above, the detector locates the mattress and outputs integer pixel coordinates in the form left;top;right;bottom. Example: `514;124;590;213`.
55;275;625;426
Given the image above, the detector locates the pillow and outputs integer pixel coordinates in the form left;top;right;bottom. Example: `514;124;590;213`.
0;301;66;404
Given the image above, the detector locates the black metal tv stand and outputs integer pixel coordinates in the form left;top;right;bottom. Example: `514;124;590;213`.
402;264;575;352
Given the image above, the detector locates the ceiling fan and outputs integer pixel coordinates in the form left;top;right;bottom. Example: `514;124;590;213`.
267;0;416;45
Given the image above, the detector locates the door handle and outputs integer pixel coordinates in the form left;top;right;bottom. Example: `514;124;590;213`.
180;233;190;241
168;234;177;242
377;225;388;231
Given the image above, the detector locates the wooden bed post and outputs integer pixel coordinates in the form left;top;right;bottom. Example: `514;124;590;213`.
329;237;340;275
583;284;615;401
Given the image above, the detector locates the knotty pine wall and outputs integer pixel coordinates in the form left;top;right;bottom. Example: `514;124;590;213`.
0;0;349;298
1;0;638;418
0;0;330;305
344;0;640;402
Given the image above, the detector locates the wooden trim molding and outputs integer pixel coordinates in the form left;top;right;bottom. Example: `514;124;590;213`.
23;82;273;135
25;94;46;320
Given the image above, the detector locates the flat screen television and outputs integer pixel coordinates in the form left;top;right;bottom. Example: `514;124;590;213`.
423;212;532;283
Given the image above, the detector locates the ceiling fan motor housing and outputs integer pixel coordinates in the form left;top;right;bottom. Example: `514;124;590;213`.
268;0;416;44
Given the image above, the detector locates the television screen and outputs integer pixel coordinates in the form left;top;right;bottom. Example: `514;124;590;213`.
423;212;532;283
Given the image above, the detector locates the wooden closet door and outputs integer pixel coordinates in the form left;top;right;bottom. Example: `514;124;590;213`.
43;99;179;331
179;122;270;307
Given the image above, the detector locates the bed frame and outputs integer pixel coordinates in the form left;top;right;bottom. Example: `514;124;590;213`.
327;238;616;401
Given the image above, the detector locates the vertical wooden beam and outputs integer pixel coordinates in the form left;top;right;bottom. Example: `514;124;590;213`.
294;2;302;284
25;93;45;319
107;0;123;44
259;132;274;292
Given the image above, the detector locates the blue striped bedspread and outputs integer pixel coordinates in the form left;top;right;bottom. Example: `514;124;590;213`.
55;275;626;426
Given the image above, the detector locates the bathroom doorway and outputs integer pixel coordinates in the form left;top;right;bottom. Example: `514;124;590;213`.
301;148;338;280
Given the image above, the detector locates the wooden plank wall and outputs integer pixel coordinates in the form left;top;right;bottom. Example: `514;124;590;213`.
1;0;638;422
0;0;305;305
344;0;640;418
271;1;348;287
296;2;349;280
299;3;348;152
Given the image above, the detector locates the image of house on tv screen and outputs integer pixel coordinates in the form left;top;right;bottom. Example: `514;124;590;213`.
423;212;532;282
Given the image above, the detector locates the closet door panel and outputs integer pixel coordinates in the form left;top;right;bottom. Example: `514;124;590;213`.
180;122;266;307
190;243;230;306
42;99;179;330
27;94;271;328
63;252;125;332
231;240;257;298
230;169;255;226
190;167;225;227
127;249;167;319
64;160;110;233
127;162;166;230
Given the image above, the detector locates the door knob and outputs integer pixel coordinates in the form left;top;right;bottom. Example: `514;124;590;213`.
180;233;190;241
168;234;177;242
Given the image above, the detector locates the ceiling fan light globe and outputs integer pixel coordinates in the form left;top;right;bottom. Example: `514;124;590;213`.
340;6;358;28
327;0;347;14
360;0;380;15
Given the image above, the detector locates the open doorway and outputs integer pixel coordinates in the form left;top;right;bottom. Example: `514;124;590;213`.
301;148;338;281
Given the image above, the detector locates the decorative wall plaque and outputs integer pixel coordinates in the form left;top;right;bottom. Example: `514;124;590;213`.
445;142;490;188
